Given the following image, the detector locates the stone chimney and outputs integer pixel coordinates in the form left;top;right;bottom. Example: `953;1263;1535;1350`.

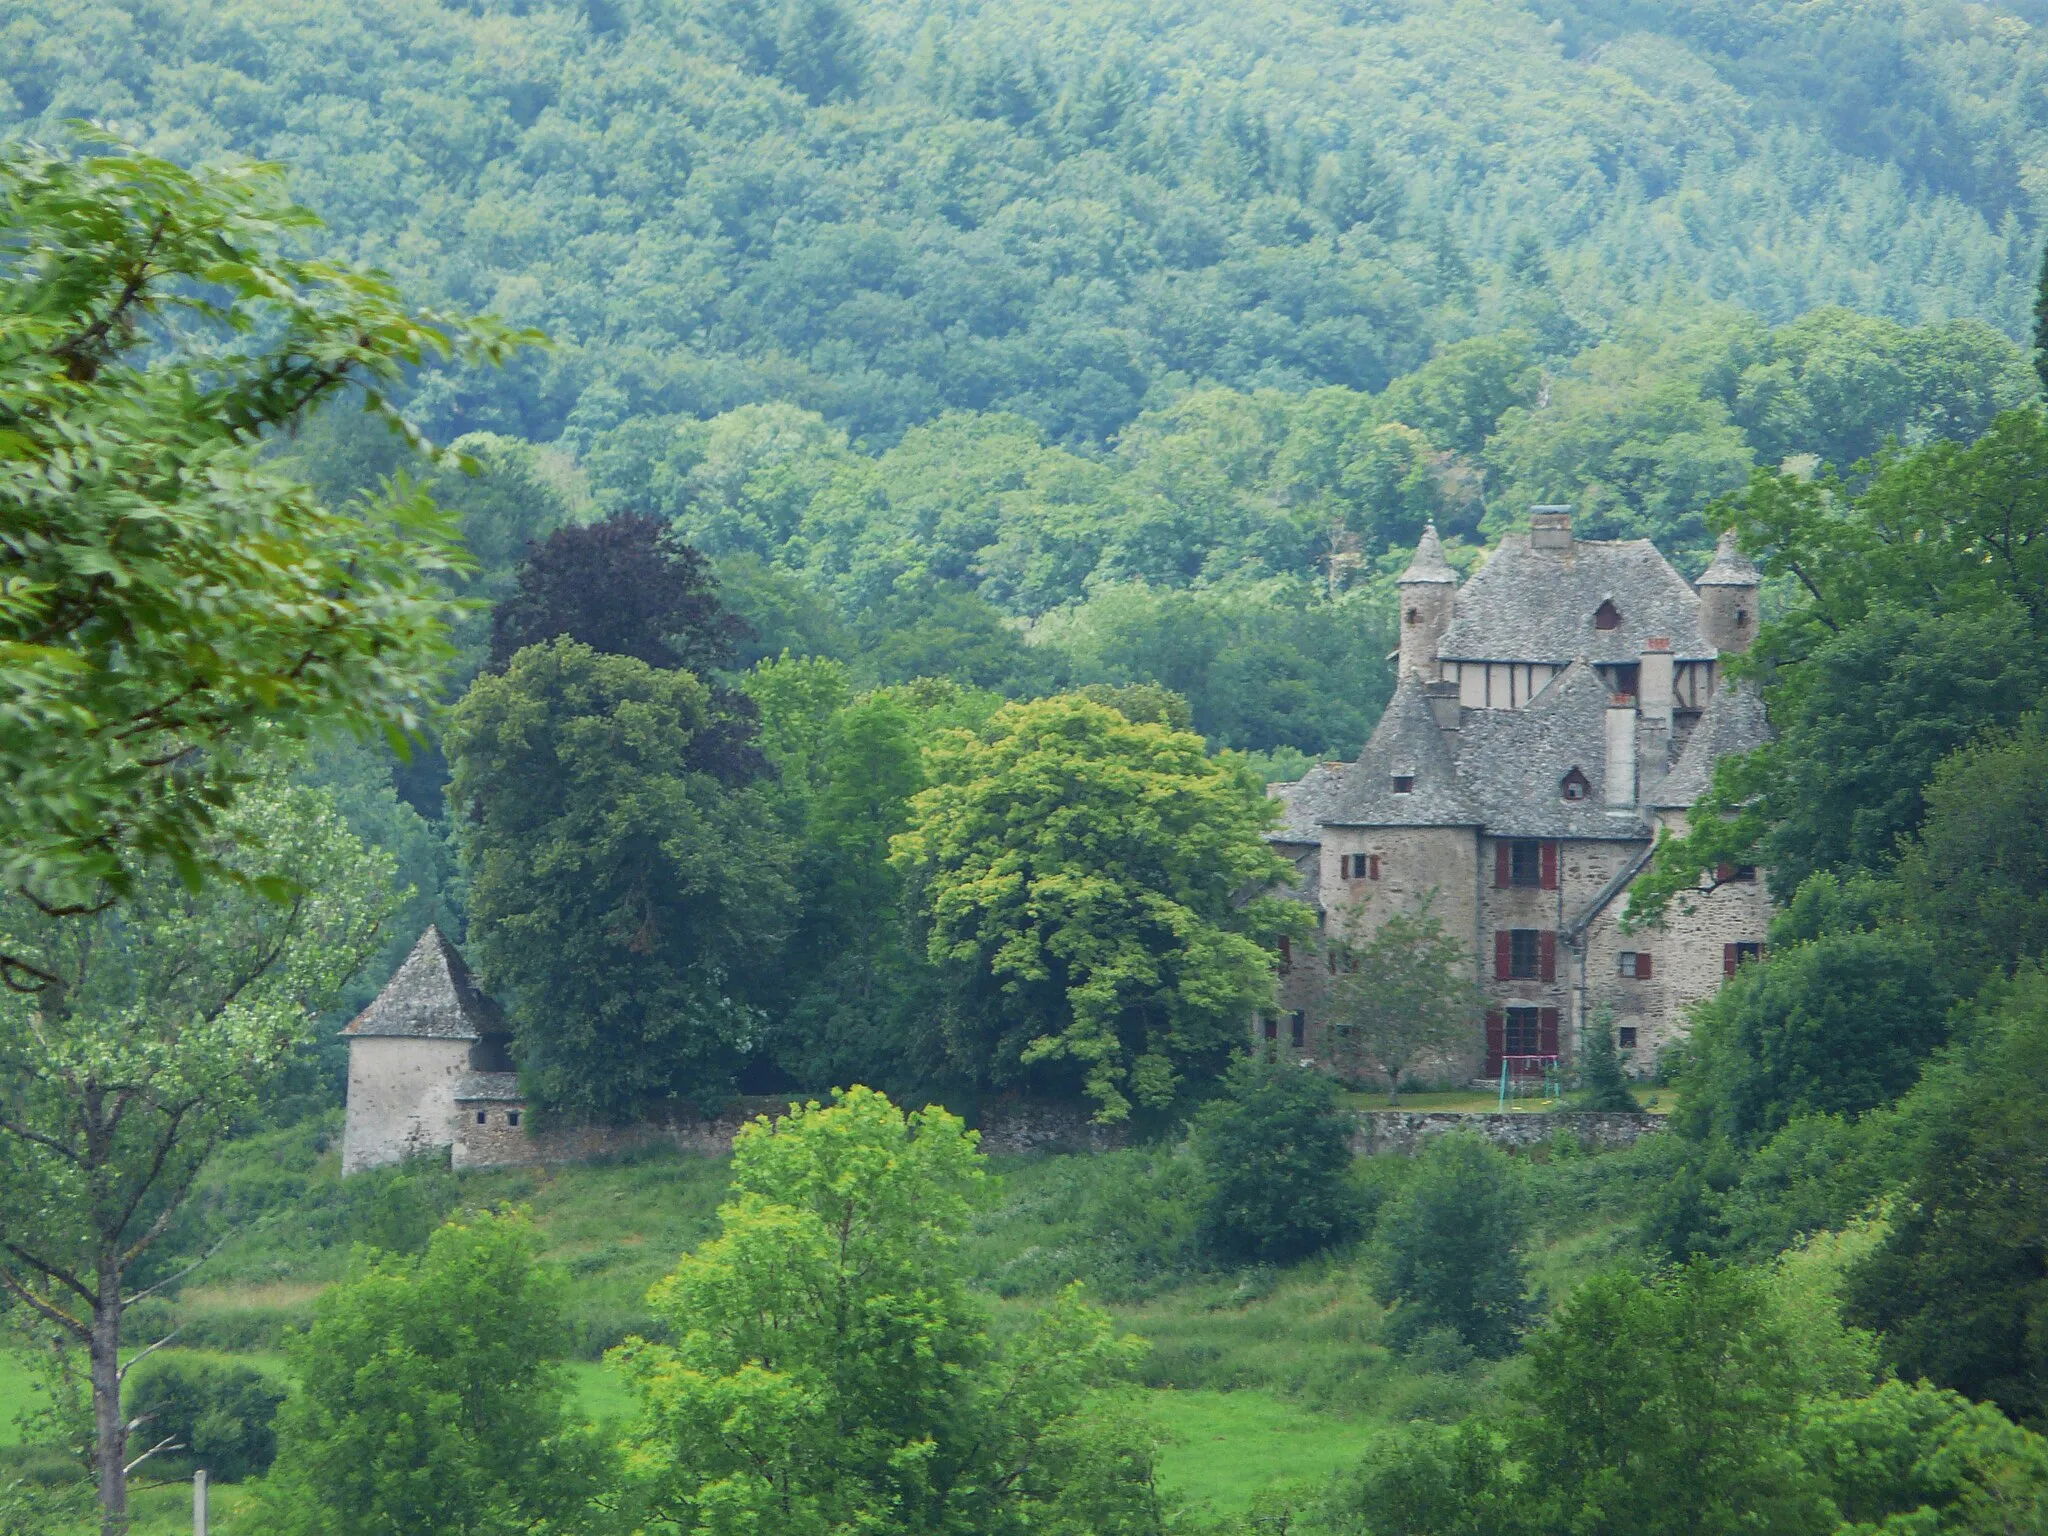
1424;680;1462;731
1529;506;1574;552
1396;523;1457;680
1605;695;1637;807
1696;530;1760;656
1639;637;1674;728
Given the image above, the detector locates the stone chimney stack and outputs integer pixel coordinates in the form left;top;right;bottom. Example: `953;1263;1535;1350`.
1696;530;1761;656
1529;506;1574;552
1396;523;1457;680
1639;637;1674;728
1605;694;1638;807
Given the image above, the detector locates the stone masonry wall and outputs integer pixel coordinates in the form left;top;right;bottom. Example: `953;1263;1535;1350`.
1349;1110;1664;1156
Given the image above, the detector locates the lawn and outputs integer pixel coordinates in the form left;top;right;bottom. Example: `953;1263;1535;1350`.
1140;1387;1376;1516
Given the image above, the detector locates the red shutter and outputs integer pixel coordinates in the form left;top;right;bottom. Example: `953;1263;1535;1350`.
1495;842;1510;888
1278;937;1292;972
1541;841;1559;890
1636;951;1652;980
1724;942;1737;976
1369;854;1380;880
1495;930;1512;980
1539;930;1556;982
1539;1007;1559;1055
1485;1011;1504;1076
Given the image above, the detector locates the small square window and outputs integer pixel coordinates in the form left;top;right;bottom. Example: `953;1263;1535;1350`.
476;1110;488;1125
507;1110;521;1128
1617;1026;1638;1049
1391;774;1415;794
1619;952;1651;980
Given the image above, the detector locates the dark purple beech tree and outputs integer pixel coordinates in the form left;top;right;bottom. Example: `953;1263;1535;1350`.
490;513;767;781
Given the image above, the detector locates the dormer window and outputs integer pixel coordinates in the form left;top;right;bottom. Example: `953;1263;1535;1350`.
1560;767;1590;801
1594;599;1621;631
1391;774;1415;794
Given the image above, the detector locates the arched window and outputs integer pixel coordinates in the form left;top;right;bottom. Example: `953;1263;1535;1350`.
1560;766;1591;801
1594;599;1621;631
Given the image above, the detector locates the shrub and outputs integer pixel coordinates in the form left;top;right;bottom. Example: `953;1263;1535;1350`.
124;1356;285;1483
1574;1012;1642;1112
1373;1133;1531;1356
1191;1057;1359;1264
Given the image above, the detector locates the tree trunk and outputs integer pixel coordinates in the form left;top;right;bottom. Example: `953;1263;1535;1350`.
90;1265;126;1536
1385;1065;1401;1108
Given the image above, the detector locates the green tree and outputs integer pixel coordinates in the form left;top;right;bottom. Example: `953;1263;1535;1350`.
0;136;524;961
1675;928;1953;1147
1508;1264;1830;1536
0;773;393;1532
1316;902;1483;1104
259;1210;607;1536
1845;971;2048;1424
1895;712;2048;988
123;1356;285;1484
446;639;795;1121
892;695;1306;1120
1372;1133;1530;1357
1800;1379;2048;1533
1191;1057;1359;1265
614;1087;1161;1535
1575;1010;1643;1112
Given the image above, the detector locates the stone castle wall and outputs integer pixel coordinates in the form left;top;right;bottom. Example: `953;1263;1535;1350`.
441;1094;1659;1170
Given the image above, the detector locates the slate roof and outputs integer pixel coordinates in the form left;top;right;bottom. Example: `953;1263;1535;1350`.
452;1072;524;1103
1267;760;1348;844
1697;530;1762;587
1650;679;1770;808
1398;523;1457;585
1322;676;1482;827
1436;534;1715;664
1453;661;1653;839
342;926;506;1040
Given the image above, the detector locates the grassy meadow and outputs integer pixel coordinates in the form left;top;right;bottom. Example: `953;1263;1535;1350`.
0;1110;1677;1529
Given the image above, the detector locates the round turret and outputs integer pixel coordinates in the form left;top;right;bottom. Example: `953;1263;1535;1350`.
1695;530;1760;656
1397;524;1457;679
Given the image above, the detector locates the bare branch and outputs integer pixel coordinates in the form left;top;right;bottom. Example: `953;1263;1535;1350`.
115;1326;183;1384
122;1433;183;1478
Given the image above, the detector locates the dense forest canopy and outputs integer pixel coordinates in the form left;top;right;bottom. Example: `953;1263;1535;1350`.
7;0;2041;462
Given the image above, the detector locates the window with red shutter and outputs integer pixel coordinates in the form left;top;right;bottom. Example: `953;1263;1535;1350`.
1495;930;1512;980
1538;1007;1559;1054
1539;930;1556;982
1541;841;1558;890
1262;1015;1278;1040
1495;842;1511;888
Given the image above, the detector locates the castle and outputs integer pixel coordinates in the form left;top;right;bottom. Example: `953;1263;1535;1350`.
1264;509;1771;1081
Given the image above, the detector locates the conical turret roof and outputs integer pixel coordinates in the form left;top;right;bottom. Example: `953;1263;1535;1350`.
1398;523;1457;585
342;926;505;1040
1697;529;1760;588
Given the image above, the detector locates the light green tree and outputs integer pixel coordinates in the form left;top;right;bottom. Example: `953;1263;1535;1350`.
0;772;394;1533
259;1210;608;1536
891;695;1306;1120
614;1086;1161;1535
1315;900;1483;1105
0;136;526;969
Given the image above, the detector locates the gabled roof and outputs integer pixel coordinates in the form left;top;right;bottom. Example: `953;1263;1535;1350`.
1650;680;1770;808
1453;660;1651;839
342;926;506;1041
1323;676;1482;827
1267;760;1348;845
1437;534;1714;664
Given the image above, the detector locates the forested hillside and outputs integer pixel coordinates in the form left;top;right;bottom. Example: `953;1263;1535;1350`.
6;0;2043;562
